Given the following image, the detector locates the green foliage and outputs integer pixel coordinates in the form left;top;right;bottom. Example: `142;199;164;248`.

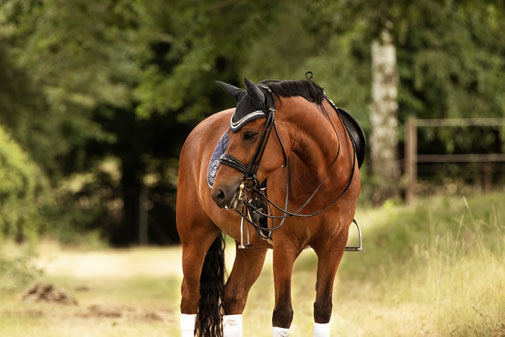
13;0;140;110
0;124;49;241
1;0;505;243
398;1;505;120
135;0;281;122
45;158;122;245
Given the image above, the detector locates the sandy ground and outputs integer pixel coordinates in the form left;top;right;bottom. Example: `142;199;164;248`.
35;245;182;279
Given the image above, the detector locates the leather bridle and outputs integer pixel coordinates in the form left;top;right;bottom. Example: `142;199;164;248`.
218;86;357;239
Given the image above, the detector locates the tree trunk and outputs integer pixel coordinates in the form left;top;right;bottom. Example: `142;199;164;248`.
117;159;145;246
370;28;401;202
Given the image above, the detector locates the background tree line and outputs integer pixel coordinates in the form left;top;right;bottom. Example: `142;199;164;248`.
0;0;504;245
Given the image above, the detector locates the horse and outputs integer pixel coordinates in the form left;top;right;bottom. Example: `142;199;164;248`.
177;77;363;337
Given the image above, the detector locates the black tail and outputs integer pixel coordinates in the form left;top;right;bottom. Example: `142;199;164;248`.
195;234;225;337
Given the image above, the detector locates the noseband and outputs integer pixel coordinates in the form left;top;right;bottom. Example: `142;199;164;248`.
218;86;357;242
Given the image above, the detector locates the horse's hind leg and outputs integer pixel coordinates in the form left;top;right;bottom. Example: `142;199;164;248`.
312;233;348;337
221;244;267;336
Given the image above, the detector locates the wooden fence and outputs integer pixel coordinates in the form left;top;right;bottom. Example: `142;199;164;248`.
404;117;505;203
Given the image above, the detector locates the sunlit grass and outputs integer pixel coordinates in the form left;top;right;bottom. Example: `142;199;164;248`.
1;191;504;336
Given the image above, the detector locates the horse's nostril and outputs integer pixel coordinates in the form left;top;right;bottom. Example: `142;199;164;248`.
212;184;238;209
213;188;228;208
216;189;225;201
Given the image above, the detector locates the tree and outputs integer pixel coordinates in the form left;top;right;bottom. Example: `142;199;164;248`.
1;0;504;245
370;27;400;201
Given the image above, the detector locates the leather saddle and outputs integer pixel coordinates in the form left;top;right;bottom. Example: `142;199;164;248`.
337;107;366;169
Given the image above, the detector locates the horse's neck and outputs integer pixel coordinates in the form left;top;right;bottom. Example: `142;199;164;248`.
290;101;340;177
286;99;352;198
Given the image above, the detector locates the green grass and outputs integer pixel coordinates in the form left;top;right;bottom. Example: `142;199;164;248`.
1;191;505;336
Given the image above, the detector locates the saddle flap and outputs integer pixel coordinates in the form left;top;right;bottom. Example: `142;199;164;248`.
337;108;366;169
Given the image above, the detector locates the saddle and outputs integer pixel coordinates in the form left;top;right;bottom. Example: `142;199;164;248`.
336;107;366;168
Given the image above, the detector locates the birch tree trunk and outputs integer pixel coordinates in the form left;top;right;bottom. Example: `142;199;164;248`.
370;28;400;202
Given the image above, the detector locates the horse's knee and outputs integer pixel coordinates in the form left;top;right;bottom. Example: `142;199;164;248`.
272;304;294;328
222;289;247;314
314;298;332;323
180;278;200;313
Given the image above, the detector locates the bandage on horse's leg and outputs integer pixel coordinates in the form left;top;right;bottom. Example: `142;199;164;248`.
221;244;266;337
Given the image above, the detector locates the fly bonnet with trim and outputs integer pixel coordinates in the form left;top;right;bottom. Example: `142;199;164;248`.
216;78;274;132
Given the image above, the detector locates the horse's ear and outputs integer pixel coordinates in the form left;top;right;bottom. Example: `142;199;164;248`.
216;81;244;102
244;78;265;108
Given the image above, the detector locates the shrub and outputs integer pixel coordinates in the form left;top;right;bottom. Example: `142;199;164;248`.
0;124;50;242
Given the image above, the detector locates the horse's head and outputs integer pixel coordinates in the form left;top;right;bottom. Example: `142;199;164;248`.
211;78;288;210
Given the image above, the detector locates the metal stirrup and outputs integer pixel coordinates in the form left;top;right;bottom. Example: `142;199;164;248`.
238;216;251;249
344;219;362;252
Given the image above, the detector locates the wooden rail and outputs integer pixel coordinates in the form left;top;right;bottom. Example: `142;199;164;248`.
416;118;505;127
404;117;505;203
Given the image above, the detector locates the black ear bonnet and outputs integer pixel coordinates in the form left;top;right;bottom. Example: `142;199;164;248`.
216;78;275;132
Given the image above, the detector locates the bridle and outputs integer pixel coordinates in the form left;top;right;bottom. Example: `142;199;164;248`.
219;85;286;188
218;86;357;241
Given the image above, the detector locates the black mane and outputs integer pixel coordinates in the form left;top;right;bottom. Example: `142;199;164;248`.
259;79;325;105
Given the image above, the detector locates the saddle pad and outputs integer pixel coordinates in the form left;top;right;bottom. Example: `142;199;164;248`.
207;132;229;188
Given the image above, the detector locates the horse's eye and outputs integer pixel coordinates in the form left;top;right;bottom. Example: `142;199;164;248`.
242;131;258;141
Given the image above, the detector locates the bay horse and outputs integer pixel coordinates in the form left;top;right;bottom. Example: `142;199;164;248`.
177;77;363;337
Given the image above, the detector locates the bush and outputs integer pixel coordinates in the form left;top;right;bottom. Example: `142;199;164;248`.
0;124;50;242
0;251;41;290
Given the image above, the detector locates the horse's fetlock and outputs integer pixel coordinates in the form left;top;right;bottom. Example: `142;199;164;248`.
272;305;294;328
314;299;332;323
222;291;246;314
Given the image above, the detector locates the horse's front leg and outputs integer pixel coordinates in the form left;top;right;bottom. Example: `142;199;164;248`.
177;207;221;336
272;239;299;337
222;244;267;337
312;231;348;337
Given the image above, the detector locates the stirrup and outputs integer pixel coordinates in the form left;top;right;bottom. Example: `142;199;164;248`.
345;219;362;251
238;216;251;249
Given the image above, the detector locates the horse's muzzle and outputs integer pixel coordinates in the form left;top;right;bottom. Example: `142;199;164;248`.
212;181;240;209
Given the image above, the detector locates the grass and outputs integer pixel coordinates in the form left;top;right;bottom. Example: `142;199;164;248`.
1;191;505;336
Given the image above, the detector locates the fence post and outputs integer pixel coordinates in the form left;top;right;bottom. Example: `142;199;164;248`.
405;117;417;203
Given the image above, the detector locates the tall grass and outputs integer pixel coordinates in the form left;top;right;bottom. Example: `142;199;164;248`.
332;192;505;336
396;198;505;336
1;192;504;337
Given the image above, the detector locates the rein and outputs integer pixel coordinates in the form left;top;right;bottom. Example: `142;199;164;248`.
218;88;357;240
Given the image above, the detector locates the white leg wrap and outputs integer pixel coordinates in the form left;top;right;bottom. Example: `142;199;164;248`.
273;326;290;337
223;314;243;337
180;313;196;337
314;322;330;337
